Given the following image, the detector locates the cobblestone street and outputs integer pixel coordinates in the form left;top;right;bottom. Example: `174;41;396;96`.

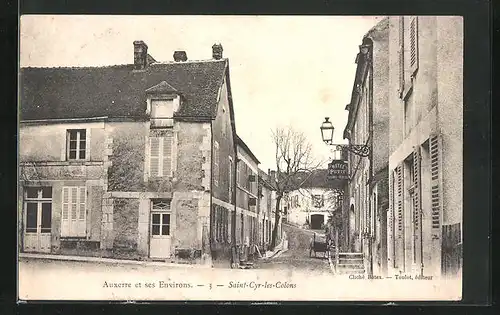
254;224;331;276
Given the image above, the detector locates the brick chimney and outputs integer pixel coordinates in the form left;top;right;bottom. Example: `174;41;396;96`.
133;40;148;70
212;43;223;60
173;51;188;62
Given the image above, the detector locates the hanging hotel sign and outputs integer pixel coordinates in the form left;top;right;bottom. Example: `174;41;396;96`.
327;160;349;181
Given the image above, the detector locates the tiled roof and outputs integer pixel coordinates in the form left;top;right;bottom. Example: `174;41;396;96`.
145;81;178;94
258;169;277;190
292;169;330;189
20;60;227;121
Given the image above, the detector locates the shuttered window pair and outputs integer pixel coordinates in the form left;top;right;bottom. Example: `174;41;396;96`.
149;131;174;177
388;134;441;271
61;186;86;237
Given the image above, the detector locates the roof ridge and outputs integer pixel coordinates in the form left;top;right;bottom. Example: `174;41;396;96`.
151;58;227;66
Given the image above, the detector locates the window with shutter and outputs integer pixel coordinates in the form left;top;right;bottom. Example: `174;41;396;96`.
413;147;423;268
214;141;219;186
149;131;174;177
150;137;160;177
61;186;86;237
228;156;233;200
410;16;419;76
430;135;442;231
429;134;443;275
398;16;405;98
162;133;173;176
394;164;404;270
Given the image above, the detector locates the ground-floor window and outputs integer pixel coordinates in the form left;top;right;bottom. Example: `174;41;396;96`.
61;186;87;237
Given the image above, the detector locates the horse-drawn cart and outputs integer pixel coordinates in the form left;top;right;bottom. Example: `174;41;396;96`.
309;233;331;258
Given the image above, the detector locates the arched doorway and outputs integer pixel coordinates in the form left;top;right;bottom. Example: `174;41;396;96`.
310;214;324;230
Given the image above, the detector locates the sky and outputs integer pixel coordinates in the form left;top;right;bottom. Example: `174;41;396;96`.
20;15;384;172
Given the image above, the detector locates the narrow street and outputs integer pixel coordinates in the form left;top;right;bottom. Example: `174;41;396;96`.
254;223;331;276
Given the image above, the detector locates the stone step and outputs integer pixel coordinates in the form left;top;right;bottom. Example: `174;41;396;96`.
336;269;366;275
337;264;365;270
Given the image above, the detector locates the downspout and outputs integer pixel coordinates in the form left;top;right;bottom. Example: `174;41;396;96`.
208;120;214;262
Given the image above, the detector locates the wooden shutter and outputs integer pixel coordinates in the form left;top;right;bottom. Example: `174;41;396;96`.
77;187;87;237
61;187;86;237
410;16;419;75
214;142;219;186
394;164;404;270
387;170;395;268
162;131;173;176
413;147;422;268
398;16;405;98
61;187;70;236
430;134;443;273
150;137;160;177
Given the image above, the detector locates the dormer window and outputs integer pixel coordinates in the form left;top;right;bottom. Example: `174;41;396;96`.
152;99;174;118
145;81;180;128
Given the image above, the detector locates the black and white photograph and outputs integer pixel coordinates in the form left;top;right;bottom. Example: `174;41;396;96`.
18;15;463;301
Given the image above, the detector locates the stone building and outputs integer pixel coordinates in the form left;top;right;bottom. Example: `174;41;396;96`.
19;41;238;266
286;169;342;231
387;16;463;278
235;136;260;261
343;17;390;276
257;169;277;252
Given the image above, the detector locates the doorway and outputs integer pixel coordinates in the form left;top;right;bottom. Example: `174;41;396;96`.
23;187;52;253
149;200;172;259
310;214;324;230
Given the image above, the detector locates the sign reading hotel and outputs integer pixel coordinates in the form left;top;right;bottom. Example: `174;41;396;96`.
327;160;349;181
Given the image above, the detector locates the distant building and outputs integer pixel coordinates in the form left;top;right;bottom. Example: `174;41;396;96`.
286;169;342;230
258;169;278;251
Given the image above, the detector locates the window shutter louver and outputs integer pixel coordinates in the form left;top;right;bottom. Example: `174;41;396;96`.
162;131;173;176
394;164;404;270
388;170;395;268
413;147;423;268
429;134;443;275
78;187;87;237
62;187;70;236
398;16;405;98
410;17;419;75
61;187;86;237
150;137;160;177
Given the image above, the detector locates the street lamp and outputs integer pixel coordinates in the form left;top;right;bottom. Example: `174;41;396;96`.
320;117;370;157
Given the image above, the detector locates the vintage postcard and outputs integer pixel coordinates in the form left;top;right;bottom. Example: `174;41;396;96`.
18;15;463;301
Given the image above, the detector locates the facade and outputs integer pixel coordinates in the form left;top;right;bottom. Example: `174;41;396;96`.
343;18;390;276
286;169;342;231
235;136;260;261
386;16;463;278
19;41;238;266
257;169;277;252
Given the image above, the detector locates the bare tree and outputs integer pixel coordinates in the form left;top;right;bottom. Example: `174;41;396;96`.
269;126;321;249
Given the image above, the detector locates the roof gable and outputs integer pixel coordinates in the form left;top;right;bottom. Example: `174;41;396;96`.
145;81;178;94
